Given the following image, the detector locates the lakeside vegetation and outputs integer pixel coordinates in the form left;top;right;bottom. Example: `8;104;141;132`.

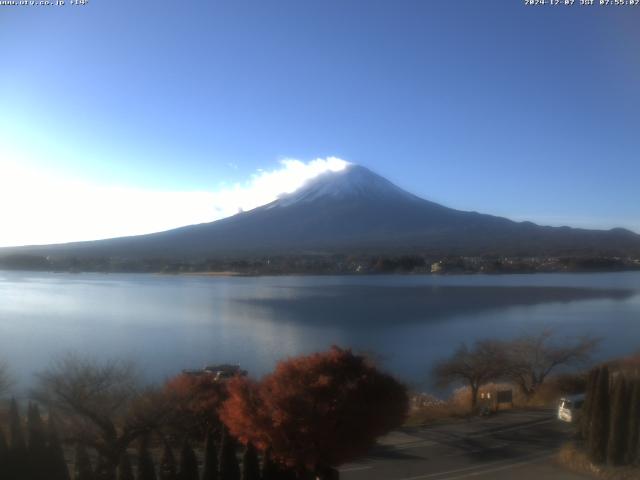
1;253;639;275
405;331;597;425
0;347;408;480
0;330;620;479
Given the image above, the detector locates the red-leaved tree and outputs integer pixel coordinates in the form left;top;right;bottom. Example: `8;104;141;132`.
163;373;228;439
220;346;408;478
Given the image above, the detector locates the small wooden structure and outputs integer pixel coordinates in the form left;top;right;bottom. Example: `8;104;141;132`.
478;388;514;411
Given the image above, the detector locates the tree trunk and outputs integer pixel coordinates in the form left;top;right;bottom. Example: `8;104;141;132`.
517;377;535;401
471;385;479;412
526;372;546;401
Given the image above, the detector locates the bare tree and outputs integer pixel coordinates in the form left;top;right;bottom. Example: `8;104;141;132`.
503;330;598;399
32;355;171;477
433;340;507;411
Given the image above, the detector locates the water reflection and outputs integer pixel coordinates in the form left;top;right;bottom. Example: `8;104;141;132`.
237;285;634;326
0;271;638;393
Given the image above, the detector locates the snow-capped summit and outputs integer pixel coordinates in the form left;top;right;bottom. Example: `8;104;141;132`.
274;164;419;207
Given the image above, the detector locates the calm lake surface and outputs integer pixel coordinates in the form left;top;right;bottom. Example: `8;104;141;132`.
1;270;639;392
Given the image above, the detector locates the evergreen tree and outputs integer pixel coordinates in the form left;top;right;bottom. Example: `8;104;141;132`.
9;399;26;451
179;439;199;480
588;366;610;464
159;442;178;480
260;454;298;480
284;467;298;480
28;403;48;480
201;430;218;480
261;449;276;480
607;376;629;465
96;454;117;480
218;430;240;480
0;428;8;480
47;416;71;480
580;368;598;441
626;379;640;465
117;453;134;480
240;443;260;480
74;443;95;480
296;468;315;480
137;436;157;480
8;398;27;480
274;464;295;480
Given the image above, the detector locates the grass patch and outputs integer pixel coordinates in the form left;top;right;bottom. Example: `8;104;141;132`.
556;442;640;480
405;402;468;427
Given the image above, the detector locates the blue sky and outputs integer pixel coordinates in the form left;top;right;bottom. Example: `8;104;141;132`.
1;1;639;246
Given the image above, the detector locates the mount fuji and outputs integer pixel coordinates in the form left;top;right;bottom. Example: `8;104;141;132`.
3;164;640;259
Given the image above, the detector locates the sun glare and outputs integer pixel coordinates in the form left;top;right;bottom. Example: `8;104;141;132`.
0;156;349;247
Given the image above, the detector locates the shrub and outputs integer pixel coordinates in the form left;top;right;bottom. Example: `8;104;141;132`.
220;346;408;475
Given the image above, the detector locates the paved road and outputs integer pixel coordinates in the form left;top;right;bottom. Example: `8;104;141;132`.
340;409;590;480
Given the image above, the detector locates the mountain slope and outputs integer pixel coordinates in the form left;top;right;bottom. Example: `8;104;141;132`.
3;165;640;259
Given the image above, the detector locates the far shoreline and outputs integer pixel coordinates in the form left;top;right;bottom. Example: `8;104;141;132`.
2;267;640;278
162;270;250;277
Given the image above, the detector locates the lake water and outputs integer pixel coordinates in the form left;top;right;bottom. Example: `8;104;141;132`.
1;270;639;393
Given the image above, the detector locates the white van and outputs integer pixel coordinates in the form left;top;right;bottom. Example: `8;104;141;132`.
558;394;585;423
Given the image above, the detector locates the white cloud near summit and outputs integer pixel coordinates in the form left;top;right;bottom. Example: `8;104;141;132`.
0;157;349;247
211;157;349;216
